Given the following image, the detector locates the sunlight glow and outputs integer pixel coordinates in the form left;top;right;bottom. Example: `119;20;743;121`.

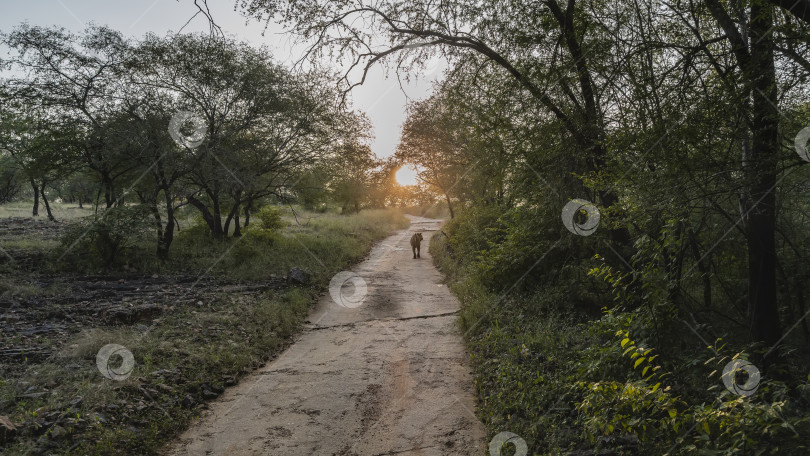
395;165;420;186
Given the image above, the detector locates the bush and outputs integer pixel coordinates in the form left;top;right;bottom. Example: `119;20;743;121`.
60;204;154;268
255;205;287;231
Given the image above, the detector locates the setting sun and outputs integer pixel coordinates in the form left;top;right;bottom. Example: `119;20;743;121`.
395;164;420;186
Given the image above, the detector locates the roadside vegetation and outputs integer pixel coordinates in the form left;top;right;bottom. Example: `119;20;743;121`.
432;213;810;454
0;205;407;455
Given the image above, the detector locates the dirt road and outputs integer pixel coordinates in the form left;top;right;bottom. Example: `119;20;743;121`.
163;216;486;455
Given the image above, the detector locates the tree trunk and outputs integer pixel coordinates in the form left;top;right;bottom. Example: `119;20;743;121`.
211;197;223;239
233;212;241;237
157;207;175;261
224;194;242;238
243;200;252;228
187;193;224;239
444;192;455;219
102;173;114;208
148;199;165;257
746;3;781;350
31;178;39;216
39;183;55;221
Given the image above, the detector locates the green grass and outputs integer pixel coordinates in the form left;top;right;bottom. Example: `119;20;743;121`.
37;205;409;279
0;200;94;220
0;206;409;455
165;207;409;281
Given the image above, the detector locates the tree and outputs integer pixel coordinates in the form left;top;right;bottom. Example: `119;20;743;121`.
236;0;637;245
0;108;80;220
135;33;352;239
0;152;22;204
2;25;138;209
397;93;470;218
330;141;378;213
659;0;810;360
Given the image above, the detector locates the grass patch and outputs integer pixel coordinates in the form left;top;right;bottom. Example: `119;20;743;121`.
0;201;94;220
50;206;409;280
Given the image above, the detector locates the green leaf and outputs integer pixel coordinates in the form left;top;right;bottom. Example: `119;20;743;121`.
634;357;645;368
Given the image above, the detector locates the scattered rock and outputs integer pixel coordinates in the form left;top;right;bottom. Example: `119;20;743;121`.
102;303;162;324
210;384;225;394
0;415;17;444
287;267;310;285
201;389;219;400
157;384;174;393
49;425;67;440
181;394;196;409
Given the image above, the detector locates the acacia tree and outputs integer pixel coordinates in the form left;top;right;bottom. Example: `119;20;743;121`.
330;141;378;213
0;153;22;204
118;101;189;260
2;25;137;209
0;108;80;220
134;33;351;239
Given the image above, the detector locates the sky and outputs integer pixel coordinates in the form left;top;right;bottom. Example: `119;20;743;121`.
0;0;442;159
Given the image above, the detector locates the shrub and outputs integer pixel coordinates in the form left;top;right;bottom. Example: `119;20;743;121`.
256;205;287;231
60;204;153;268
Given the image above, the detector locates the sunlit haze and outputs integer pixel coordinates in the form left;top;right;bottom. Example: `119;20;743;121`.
395;164;420;186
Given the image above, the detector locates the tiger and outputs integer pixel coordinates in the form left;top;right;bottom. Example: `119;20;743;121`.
410;232;423;259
